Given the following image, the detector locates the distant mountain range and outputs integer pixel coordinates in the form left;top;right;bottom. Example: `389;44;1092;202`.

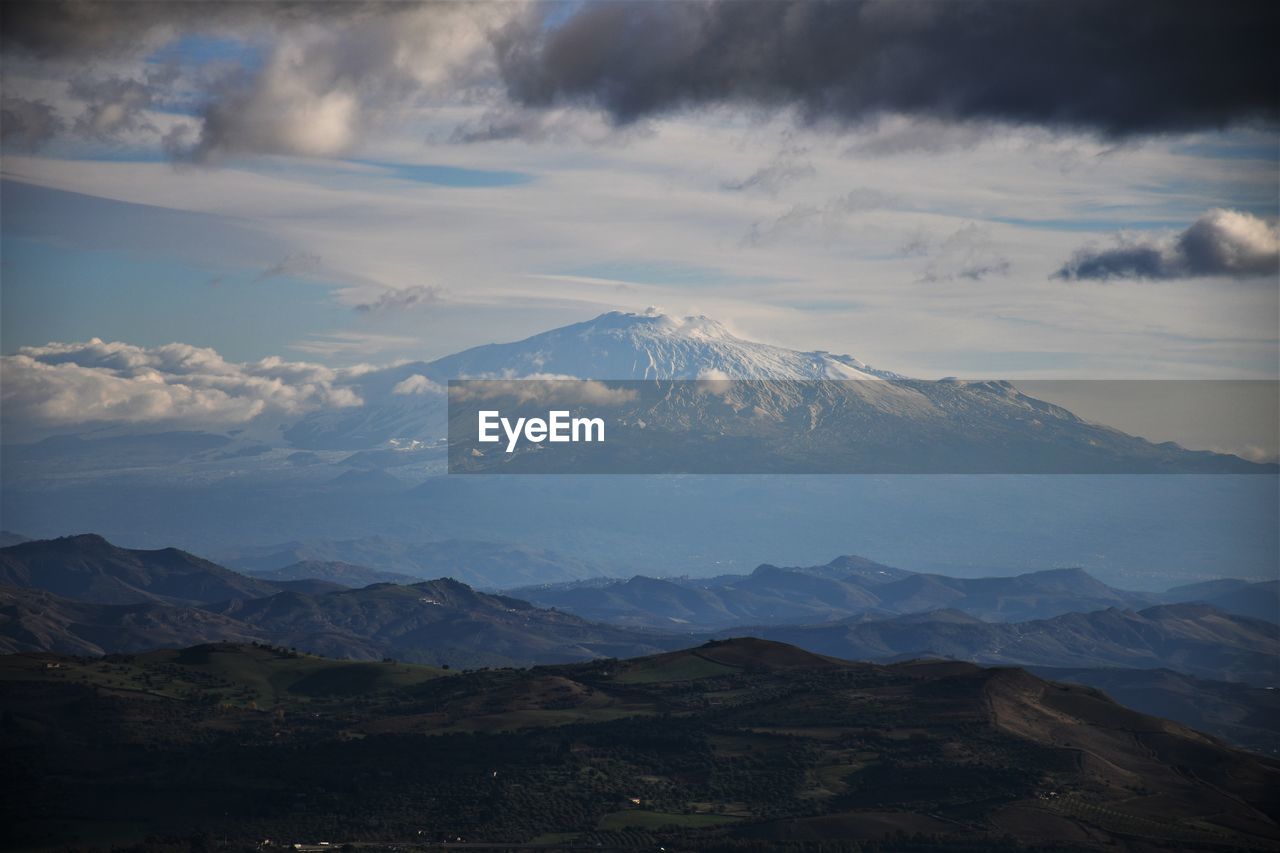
1165;577;1280;622
510;555;1276;629
248;560;425;587
219;535;611;589
1;535;1274;684
742;603;1278;684
0;535;684;665
0;580;685;667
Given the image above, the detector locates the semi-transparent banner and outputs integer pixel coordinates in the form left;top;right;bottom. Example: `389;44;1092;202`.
447;379;1279;474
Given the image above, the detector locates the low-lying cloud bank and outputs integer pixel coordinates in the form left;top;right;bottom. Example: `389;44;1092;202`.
2;0;1276;160
1;339;363;434
1054;209;1280;281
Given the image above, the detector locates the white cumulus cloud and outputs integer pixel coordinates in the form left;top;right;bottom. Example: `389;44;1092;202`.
1;339;362;434
392;374;444;396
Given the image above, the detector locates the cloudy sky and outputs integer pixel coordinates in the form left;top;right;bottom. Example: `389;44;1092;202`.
2;0;1277;433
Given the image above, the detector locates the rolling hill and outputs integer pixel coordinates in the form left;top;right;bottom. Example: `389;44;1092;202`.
1029;665;1280;756
1;638;1276;850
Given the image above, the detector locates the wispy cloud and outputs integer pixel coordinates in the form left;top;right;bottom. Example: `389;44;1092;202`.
288;331;423;358
743;187;896;246
353;285;446;315
914;223;1011;284
255;252;321;283
723;142;815;196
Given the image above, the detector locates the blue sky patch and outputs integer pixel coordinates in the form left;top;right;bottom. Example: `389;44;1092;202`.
352;160;534;188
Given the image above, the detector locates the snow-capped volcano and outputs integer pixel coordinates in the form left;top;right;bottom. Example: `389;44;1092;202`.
281;312;1272;474
284;311;893;448
426;311;888;381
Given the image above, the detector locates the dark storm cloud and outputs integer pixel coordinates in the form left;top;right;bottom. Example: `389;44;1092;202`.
68;75;159;140
0;97;62;150
493;0;1278;137
1054;209;1280;281
3;0;1276;158
0;1;340;58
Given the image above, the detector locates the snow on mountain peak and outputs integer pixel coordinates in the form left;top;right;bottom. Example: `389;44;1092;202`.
577;311;735;341
282;310;893;448
426;310;886;381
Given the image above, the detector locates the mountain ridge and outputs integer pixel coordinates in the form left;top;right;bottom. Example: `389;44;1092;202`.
0;533;282;605
510;557;1165;629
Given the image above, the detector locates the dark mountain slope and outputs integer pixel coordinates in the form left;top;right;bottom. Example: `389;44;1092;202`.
1163;578;1279;622
1206;580;1279;622
0;586;260;656
206;579;687;667
744;603;1279;684
0;534;281;605
1029;665;1280;755
248;560;421;587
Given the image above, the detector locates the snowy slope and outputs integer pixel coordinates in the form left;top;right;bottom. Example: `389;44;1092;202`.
427;312;890;381
285;311;893;448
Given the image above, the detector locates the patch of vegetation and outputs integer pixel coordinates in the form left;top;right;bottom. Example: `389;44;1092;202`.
1;641;1276;852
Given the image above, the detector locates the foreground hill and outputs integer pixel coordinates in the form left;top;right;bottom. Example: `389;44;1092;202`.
1029;665;1280;757
1;638;1276;850
0;534;281;605
512;556;1162;629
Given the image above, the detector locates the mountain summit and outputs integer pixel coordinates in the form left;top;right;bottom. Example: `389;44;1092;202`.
426;310;887;381
286;310;889;448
